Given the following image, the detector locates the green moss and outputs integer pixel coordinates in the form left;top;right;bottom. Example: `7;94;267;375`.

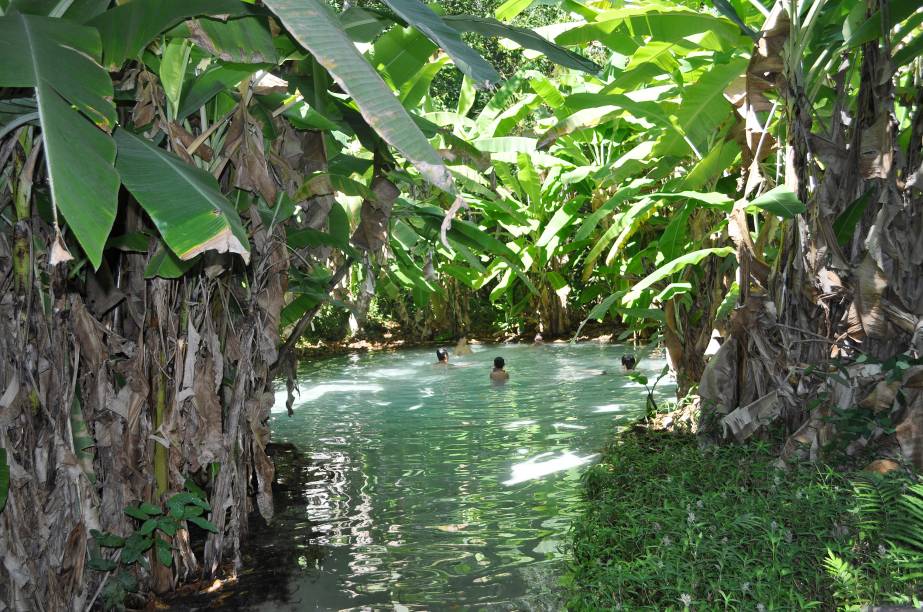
566;430;923;611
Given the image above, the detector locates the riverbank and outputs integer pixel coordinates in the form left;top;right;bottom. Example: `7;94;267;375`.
564;428;923;610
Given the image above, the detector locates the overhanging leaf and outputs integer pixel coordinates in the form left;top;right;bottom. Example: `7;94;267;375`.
115;129;250;262
623;247;736;304
443;15;601;74
265;0;457;194
88;0;253;69
380;0;500;89
0;13;120;269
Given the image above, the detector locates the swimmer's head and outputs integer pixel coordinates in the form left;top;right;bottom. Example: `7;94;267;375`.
494;356;505;369
436;348;449;362
534;333;543;343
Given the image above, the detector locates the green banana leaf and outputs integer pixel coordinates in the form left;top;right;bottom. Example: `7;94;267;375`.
115;129;250;262
265;0;457;194
88;0;253;69
745;186;806;219
381;0;500;89
443;15;601;74
339;6;391;42
0;14;120;269
184;16;278;64
623;247;736;304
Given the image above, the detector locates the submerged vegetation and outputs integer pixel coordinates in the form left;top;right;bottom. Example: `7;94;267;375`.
0;0;921;607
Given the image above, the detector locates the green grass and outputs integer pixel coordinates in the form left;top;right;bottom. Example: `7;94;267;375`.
565;429;923;611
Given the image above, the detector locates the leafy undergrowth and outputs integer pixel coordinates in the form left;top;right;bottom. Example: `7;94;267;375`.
565;430;923;611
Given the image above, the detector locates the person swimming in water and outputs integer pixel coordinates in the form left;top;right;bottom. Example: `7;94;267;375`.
435;348;449;365
454;336;473;356
490;356;509;382
621;353;637;371
533;333;543;345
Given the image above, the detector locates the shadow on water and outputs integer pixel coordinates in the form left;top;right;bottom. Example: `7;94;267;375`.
168;443;326;610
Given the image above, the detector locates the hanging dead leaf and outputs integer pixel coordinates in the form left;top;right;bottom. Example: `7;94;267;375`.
351;176;400;252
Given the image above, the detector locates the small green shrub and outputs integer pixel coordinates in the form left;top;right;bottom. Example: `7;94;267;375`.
566;431;923;610
88;482;218;610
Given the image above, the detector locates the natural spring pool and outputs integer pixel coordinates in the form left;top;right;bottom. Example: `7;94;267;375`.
217;341;674;610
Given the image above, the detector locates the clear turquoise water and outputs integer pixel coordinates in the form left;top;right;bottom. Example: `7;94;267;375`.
251;342;673;610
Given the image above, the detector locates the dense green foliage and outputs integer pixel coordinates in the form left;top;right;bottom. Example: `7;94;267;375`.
567;431;923;610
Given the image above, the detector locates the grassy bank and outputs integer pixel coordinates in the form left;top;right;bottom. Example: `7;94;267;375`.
565;430;923;611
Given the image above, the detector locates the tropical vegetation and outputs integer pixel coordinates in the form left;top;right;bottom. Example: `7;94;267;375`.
0;0;921;607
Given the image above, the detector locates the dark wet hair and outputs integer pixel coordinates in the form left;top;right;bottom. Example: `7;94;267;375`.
494;356;505;369
436;348;448;361
621;354;637;370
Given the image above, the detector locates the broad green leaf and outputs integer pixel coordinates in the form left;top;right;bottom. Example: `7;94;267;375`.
582;198;656;281
516;152;541;209
574;180;647;242
155;537;173;567
266;0;456;194
339;6;390;42
115;129;250;262
178;63;255;120
714;280;739;322
623;247;735;304
494;0;533;21
657;203;690;263
833;190;873;246
443;15;601;74
745;186;806;219
654;57;748;156
709;0;757;38
529;75;565;109
536;198;581;249
380;0;500;89
651;191;733;206
893;31;923;68
473;137;537;154
188;516;219;532
654;282;692;303
88;0;252;69
585;291;622;321
604;199;657;265
160;38;191;118
400;55;450;109
185;16;278;64
538;94;671;148
456;75;477;116
0;14;120;269
139;502;163;516
845;0;919;47
372;24;437;90
559;7;742;49
144;246;198;279
0;448;8;513
124;505;151;520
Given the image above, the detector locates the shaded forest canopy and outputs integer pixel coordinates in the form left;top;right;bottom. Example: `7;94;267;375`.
0;0;922;608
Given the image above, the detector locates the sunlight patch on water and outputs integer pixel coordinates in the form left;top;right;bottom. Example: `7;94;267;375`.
553;422;586;430
271;383;384;413
504;451;599;486
593;403;626;413
504;419;537;430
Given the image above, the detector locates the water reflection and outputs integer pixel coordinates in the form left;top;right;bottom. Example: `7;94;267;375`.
234;343;673;610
